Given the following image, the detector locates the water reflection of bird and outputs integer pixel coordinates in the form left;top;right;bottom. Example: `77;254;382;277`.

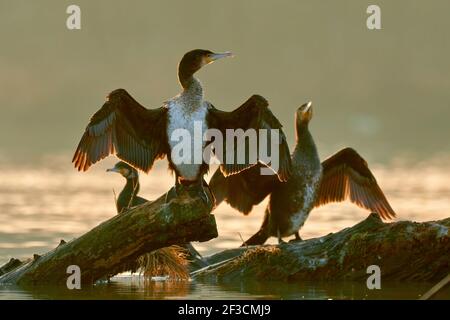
210;102;396;245
73;49;292;203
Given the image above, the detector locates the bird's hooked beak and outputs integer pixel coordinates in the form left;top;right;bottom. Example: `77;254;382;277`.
106;167;120;173
205;51;234;64
297;101;313;123
302;101;312;112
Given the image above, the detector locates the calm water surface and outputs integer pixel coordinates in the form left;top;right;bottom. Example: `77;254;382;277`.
1;0;450;300
1;277;449;300
0;156;449;299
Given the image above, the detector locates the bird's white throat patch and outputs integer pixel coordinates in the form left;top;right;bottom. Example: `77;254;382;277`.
167;99;208;180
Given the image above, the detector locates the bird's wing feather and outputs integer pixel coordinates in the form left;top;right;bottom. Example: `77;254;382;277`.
72;89;168;172
209;164;280;215
207;95;292;182
315;147;396;220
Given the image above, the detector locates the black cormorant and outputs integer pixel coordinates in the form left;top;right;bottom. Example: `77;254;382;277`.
107;160;205;270
210;102;396;245
106;161;146;213
73;49;292;202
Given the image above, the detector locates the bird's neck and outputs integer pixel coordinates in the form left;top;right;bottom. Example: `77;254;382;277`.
180;75;203;100
124;177;140;197
117;177;140;212
295;122;310;142
178;61;203;101
179;76;204;111
293;124;319;163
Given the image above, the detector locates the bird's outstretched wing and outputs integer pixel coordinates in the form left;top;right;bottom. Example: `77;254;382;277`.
72;89;168;172
207;95;292;182
209;164;280;215
315;147;396;220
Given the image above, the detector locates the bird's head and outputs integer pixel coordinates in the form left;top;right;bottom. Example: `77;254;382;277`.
106;161;138;179
295;101;313;141
178;49;234;88
296;101;313;125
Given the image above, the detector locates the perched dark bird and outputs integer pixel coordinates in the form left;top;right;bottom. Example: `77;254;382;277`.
106;161;146;213
73;49;292;203
210;102;396;245
107;161;205;275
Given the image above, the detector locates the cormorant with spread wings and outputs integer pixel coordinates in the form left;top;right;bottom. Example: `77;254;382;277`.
72;49;292;203
210;102;396;245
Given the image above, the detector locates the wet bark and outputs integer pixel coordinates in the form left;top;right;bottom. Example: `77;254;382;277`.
0;258;23;277
193;214;450;282
0;189;217;286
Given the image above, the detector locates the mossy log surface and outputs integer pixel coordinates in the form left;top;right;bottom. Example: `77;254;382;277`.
0;190;217;286
193;214;450;282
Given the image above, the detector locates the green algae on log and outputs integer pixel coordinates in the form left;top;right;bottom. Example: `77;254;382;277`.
193;213;449;282
0;188;217;286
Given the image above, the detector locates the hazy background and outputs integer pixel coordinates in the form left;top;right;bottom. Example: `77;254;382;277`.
0;0;449;163
0;1;449;268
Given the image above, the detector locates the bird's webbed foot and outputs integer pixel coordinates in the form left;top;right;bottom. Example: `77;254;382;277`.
289;232;303;243
166;177;215;208
277;228;286;245
194;179;215;209
199;185;213;207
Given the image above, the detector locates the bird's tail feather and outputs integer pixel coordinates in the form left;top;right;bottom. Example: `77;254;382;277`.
241;209;270;246
241;229;269;246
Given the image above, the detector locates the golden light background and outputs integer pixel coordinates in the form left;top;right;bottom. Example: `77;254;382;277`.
0;1;449;263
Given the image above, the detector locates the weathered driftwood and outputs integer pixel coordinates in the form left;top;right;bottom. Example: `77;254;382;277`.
193;214;450;282
0;258;23;277
0;188;217;286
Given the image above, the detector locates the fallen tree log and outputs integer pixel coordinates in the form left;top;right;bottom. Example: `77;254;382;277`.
0;258;23;277
193;214;450;282
0;188;217;286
